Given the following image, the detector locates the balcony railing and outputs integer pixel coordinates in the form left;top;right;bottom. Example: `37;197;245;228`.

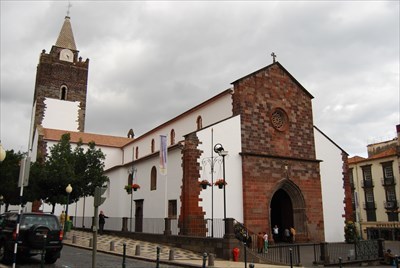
361;180;374;188
384;200;399;210
381;177;396;187
363;202;376;210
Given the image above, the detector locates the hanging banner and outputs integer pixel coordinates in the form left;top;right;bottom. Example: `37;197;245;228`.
159;135;167;175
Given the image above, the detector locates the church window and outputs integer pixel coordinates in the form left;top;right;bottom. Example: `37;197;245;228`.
170;129;175;145
132;147;135;161
168;200;177;219
128;172;133;185
196;116;202;130
135;147;139;159
151;139;155;153
270;108;288;131
151;166;157;191
60;85;68;100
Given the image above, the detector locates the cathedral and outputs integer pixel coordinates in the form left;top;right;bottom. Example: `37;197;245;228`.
29;15;351;243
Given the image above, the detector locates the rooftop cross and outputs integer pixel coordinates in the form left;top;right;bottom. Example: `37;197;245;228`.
271;52;277;63
66;1;72;17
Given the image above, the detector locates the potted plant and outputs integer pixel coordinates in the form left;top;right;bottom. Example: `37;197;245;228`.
124;183;140;194
214;179;227;189
199;179;211;189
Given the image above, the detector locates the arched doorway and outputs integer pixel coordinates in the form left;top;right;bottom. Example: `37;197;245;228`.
270;180;307;242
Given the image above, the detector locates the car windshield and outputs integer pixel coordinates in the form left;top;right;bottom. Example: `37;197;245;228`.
21;215;60;229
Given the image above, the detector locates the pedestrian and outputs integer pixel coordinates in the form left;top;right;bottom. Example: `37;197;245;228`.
273;225;279;243
246;233;253;248
257;232;264;253
263;232;269;253
59;210;66;228
99;210;108;235
284;228;290;242
290;226;296;243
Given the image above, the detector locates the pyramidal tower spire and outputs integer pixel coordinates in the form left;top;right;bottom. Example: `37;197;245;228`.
55;16;77;50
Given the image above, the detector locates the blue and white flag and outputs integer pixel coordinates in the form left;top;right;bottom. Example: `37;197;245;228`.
159;135;167;175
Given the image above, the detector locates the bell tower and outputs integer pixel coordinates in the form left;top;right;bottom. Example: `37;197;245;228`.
31;15;89;146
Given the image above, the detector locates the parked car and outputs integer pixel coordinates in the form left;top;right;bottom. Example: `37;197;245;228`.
0;212;63;264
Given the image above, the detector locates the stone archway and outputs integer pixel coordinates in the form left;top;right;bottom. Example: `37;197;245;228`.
270;180;307;242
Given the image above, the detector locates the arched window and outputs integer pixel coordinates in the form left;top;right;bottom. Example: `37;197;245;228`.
151;139;155;153
135;147;139;159
128;172;133;185
170;129;175;145
132;147;135;161
151;166;157;191
196;116;202;130
60;85;68;100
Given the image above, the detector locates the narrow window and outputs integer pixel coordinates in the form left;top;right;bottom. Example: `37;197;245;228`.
60;85;68;100
151;166;157;191
151;139;155;153
196;116;202;130
135;147;139;159
168;200;177;219
170;129;175;145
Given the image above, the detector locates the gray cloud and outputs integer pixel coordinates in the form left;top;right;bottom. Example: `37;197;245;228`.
1;1;399;157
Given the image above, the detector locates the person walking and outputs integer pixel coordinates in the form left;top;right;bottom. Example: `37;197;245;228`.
263;232;269;253
257;232;264;253
273;225;279;243
98;211;108;235
290;226;296;243
59;211;66;228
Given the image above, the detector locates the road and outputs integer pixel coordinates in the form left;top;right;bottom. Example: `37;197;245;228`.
1;245;185;268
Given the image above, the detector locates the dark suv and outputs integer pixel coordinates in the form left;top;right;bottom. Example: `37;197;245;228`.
0;212;63;264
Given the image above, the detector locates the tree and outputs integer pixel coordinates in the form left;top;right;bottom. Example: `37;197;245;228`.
0;150;25;210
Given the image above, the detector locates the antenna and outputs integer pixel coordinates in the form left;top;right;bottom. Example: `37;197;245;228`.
66;1;72;17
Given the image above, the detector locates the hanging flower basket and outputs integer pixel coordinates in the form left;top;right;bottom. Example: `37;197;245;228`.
199;180;211;189
214;179;227;189
124;183;140;194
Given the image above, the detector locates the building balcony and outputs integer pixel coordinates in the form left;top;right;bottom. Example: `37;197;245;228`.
361;180;374;188
363;202;376;210
381;177;396;187
384;200;398;210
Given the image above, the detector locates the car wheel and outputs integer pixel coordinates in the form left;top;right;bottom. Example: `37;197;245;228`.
0;242;12;264
44;252;59;264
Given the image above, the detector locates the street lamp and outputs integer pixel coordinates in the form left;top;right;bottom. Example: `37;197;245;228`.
214;143;228;220
65;184;73;237
0;143;6;162
0;195;4;214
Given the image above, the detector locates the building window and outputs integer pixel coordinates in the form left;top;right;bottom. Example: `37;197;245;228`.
132;147;135;161
151;139;155;153
151;166;157;191
135;147;139;159
383;163;394;179
196;116;202;130
365;190;374;203
168;200;177;219
60;85;68;100
170;129;175;145
128;172;133;185
386;188;396;201
362;166;372;181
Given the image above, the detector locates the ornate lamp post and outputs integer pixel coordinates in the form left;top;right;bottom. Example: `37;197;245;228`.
65;184;73;237
0;195;4;214
0;143;6;162
214;143;228;220
128;167;137;232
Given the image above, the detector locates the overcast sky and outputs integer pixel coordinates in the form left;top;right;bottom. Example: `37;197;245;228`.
1;1;399;158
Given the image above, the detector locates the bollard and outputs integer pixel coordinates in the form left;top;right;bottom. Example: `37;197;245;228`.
110;241;115;251
135;244;141;256
289;248;293;268
202;252;207;268
338;257;342;268
156;246;161;268
89;238;93;248
122;243;126;268
169;249;175;261
249;264;255;268
72;235;77;244
208;253;215;267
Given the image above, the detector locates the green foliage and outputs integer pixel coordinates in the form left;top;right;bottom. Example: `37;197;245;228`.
0;150;25;207
344;220;358;243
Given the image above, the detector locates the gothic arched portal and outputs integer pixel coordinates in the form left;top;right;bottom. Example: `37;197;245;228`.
270;180;307;241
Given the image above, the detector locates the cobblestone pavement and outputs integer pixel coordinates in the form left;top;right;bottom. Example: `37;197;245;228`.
63;230;288;267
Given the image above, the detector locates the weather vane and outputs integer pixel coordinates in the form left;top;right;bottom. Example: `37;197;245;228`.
66;1;72;17
271;52;277;63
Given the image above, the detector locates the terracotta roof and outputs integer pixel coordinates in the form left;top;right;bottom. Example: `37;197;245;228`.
42;128;132;148
349;147;397;164
55;16;77;50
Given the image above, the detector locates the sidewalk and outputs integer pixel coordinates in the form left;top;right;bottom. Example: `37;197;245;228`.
63;230;288;268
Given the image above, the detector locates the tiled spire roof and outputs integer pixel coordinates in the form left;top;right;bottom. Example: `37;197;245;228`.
55;16;77;50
